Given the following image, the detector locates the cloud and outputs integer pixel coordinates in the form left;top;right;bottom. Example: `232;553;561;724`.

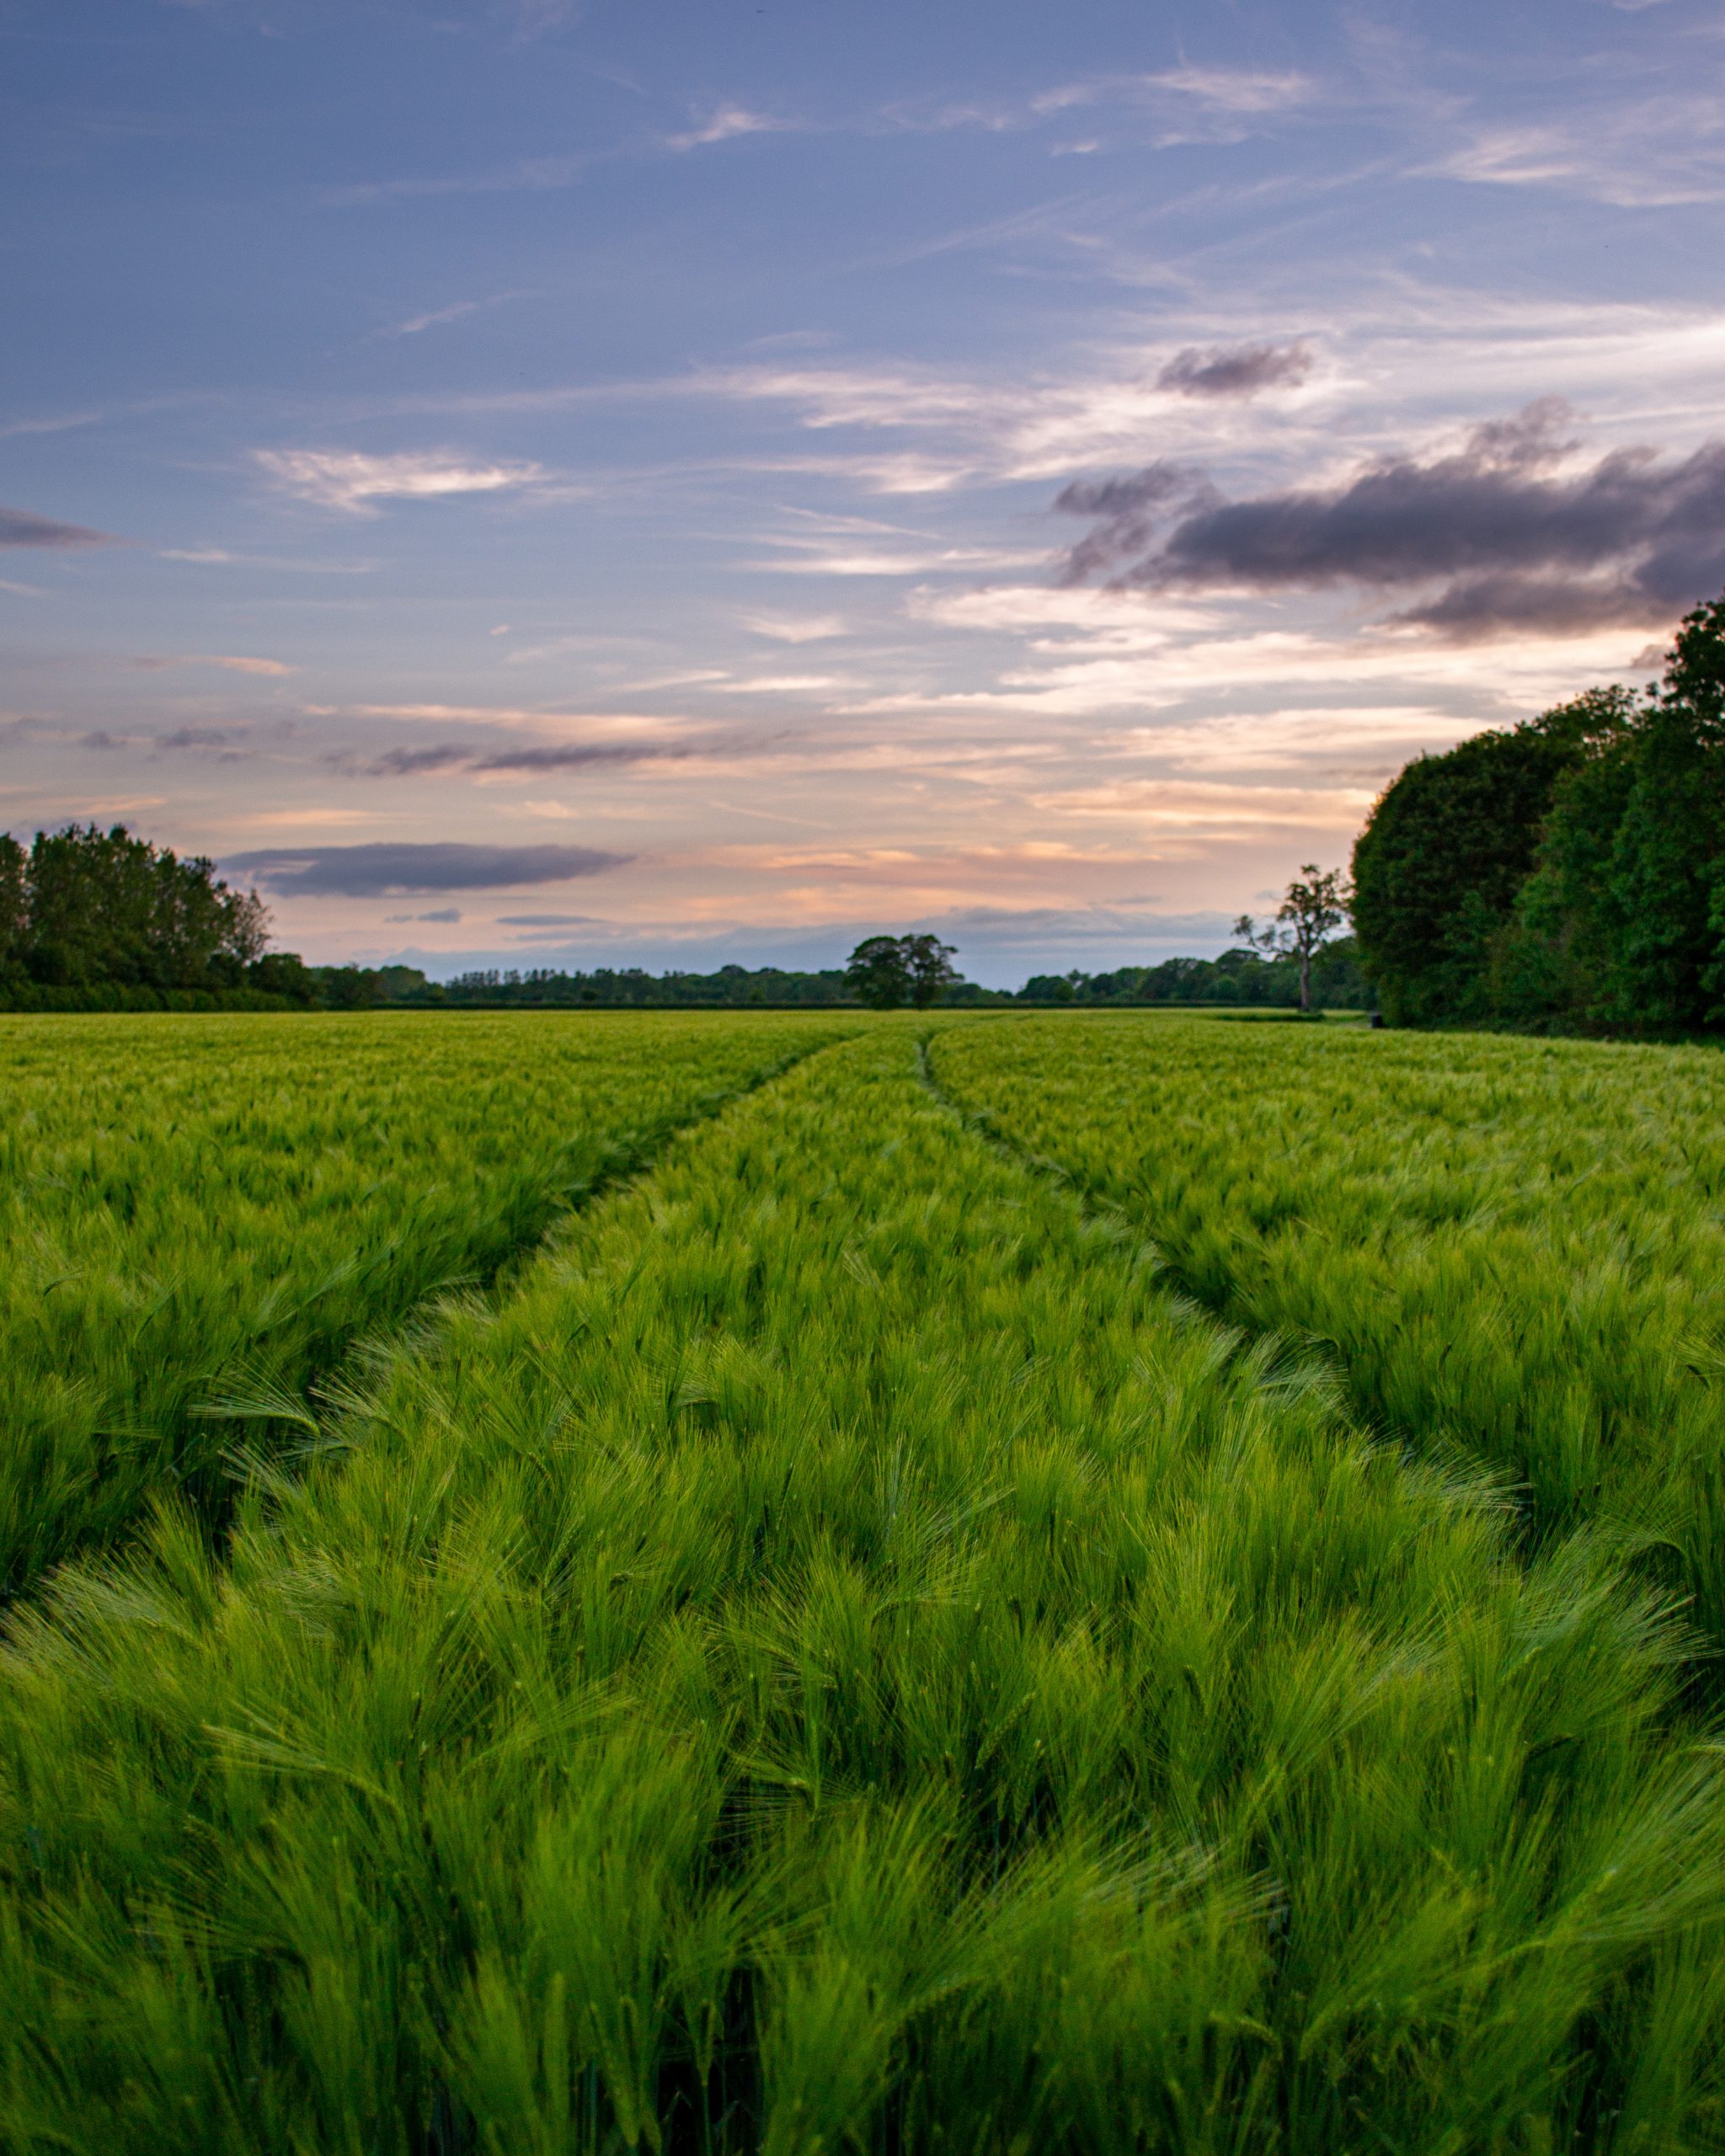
223;841;632;896
496;912;602;926
1156;340;1313;398
1425;99;1725;210
375;291;528;339
386;906;462;922
1033;67;1315;118
159;548;378;574
1055;399;1725;636
344;736;704;780
157;727;250;758
346;746;478;777
1052;465;1217;586
1138;66;1315;115
133;653;296;675
666;105;798;152
1;504;117;550
744;612;847;643
254;449;545;514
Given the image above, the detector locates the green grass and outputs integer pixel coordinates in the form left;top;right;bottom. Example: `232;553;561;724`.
0;1011;851;1597
932;1013;1725;1643
3;1022;1722;2151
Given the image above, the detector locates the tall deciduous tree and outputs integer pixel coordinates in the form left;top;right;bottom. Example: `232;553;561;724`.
0;836;25;979
1349;697;1624;1027
1504;606;1725;1035
900;932;959;1009
844;933;961;1011
845;936;912;1010
12;825;275;991
1236;865;1351;1013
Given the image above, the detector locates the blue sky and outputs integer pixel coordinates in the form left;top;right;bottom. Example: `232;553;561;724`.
5;0;1725;985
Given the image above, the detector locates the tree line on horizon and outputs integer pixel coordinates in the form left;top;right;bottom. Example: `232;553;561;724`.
8;592;1725;1034
0;837;1369;1016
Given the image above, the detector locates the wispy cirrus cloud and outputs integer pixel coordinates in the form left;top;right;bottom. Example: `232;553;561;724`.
665;104;801;152
254;449;547;514
132;652;296;676
159;547;380;574
372;291;531;339
1033;66;1316;120
1428;97;1725;208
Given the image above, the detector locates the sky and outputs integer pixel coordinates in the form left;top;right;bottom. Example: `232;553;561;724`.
4;0;1725;986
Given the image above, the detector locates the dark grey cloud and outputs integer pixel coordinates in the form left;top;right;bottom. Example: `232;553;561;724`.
82;724;253;761
157;726;255;762
336;726;794;782
0;504;117;550
1051;463;1216;586
352;744;478;777
477;740;691;774
386;906;462;922
1156;340;1312;398
223;841;631;896
1055;400;1725;636
338;739;702;780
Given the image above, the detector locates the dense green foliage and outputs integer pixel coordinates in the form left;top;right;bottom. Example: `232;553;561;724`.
0;1011;846;1598
936;1014;1725;1639
0;825;281;1005
1019;939;1370;1009
1353;597;1725;1034
844;933;960;1010
438;963;868;1006
3;1017;1725;2148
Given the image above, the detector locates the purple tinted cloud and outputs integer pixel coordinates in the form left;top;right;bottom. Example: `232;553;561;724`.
1055;400;1725;635
224;841;631;896
1156;339;1312;398
0;504;116;549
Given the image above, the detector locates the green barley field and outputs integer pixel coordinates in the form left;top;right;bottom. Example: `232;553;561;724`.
4;1009;1725;2153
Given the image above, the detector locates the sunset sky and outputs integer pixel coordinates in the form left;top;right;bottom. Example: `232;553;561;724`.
5;0;1725;983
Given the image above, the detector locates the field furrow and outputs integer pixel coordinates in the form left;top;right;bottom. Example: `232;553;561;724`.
931;1015;1725;1641
0;1011;852;1598
3;1024;1721;2153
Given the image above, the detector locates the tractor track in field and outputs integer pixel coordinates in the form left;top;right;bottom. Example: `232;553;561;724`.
6;1028;864;1611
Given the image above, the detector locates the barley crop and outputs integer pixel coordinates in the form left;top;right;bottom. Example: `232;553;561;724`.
2;1023;1721;2152
0;1011;848;1595
933;1014;1725;1641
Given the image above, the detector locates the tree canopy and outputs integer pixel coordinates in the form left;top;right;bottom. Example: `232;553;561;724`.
1351;594;1725;1036
0;826;276;1000
843;934;960;1011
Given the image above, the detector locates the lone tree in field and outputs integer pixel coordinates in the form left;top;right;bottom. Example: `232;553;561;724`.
1236;865;1351;1013
901;931;959;1008
844;932;959;1010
